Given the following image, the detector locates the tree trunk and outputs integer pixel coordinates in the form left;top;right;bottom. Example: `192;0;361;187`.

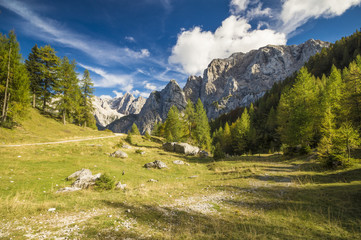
3;92;10;122
32;94;36;108
63;111;66;125
1;47;11;122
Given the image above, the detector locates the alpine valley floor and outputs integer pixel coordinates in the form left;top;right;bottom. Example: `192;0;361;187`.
1;134;360;239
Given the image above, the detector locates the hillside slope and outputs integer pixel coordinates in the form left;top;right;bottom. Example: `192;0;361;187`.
0;108;112;145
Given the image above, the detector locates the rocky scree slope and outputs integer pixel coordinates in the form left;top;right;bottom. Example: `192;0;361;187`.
93;93;146;128
183;39;330;119
107;80;187;134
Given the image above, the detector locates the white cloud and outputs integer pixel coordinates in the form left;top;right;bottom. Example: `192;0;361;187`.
125;36;136;42
169;15;286;75
79;63;134;91
280;0;361;35
230;0;249;15
246;3;271;19
131;90;150;98
112;90;124;98
100;95;112;99
144;82;158;91
0;0;149;65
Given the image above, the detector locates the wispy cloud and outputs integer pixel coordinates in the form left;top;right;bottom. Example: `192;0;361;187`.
79;63;134;91
0;0;150;65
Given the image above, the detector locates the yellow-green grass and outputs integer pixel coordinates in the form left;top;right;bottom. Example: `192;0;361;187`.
0;108;112;145
0;135;360;239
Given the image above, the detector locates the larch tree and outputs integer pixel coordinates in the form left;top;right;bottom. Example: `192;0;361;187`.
194;99;211;150
25;44;42;108
80;69;95;128
38;45;59;111
0;31;29;124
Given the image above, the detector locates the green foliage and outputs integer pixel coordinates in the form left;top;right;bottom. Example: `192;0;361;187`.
232;108;251;155
194;99;211;150
94;174;115;191
164;105;186;142
213;142;225;160
79;69;95;128
0;30;30;125
144;131;151;140
25;44;42;108
126;132;134;145
130;123;140;135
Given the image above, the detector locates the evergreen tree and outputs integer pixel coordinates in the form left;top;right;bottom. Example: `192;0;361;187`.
80;69;95;128
164;106;184;142
38;45;59;111
334;122;360;161
194;99;211;150
232;108;250;155
54;57;80;124
277;67;319;147
25;44;42;108
184;99;196;139
0;31;30;124
130;123;140;135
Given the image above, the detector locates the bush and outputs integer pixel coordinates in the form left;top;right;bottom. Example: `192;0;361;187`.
94;174;115;191
114;139;124;148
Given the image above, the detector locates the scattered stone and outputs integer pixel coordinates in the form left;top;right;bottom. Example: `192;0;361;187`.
199;150;209;158
56;186;81;193
185;163;190;166
148;179;158;182
122;144;132;149
189;175;198;178
144;160;168;169
126;209;131;213
48;208;56;212
110;150;128;158
115;181;127;190
173;160;185;165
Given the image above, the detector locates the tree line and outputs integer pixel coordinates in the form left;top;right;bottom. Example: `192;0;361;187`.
211;30;361;166
0;30;95;128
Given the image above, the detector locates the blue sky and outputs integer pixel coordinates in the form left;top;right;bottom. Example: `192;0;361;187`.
1;0;361;99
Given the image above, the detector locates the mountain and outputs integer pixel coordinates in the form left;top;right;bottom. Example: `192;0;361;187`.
105;39;329;133
183;39;330;119
92;93;146;128
107;80;187;134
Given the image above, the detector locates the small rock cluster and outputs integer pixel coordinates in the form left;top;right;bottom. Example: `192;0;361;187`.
144;160;168;169
110;150;128;158
163;142;209;157
57;169;101;193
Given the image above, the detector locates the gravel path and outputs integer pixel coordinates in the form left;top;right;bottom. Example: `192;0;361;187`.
0;133;124;147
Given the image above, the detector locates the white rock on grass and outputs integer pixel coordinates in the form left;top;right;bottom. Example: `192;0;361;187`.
110;150;128;158
144;160;168;169
173;160;185;165
115;182;127;190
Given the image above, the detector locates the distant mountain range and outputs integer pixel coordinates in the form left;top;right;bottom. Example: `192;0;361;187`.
93;39;330;133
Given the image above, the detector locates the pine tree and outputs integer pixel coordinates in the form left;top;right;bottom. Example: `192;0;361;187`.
164;106;184;142
334;122;360;161
184;99;196;139
25;44;42;108
55;57;80;124
194;99;211;150
0;31;30;124
130;123;140;135
38;45;59;111
80;69;95;128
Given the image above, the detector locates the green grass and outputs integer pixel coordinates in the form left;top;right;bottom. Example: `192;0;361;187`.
0;120;360;239
0;108;112;144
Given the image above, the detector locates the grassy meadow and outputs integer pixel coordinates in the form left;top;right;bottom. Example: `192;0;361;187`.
0;111;361;239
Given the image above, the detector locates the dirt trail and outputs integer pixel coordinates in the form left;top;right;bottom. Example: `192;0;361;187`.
0;133;124;147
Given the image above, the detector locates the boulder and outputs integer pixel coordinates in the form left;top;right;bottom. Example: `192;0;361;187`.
72;173;101;189
144;160;168;169
56;186;81;193
163;142;175;152
67;168;92;180
148;179;158;182
110;150;128;158
174;143;199;155
173;160;185;165
115;181;127;190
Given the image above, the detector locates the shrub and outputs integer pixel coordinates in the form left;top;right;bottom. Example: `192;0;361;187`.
114;139;124;148
213;143;225;160
94;174;115;191
125;132;133;145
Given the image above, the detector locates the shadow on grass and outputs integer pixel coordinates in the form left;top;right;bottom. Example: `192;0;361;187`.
97;200;321;240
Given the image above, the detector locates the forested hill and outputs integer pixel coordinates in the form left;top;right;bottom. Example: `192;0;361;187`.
211;30;361;165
